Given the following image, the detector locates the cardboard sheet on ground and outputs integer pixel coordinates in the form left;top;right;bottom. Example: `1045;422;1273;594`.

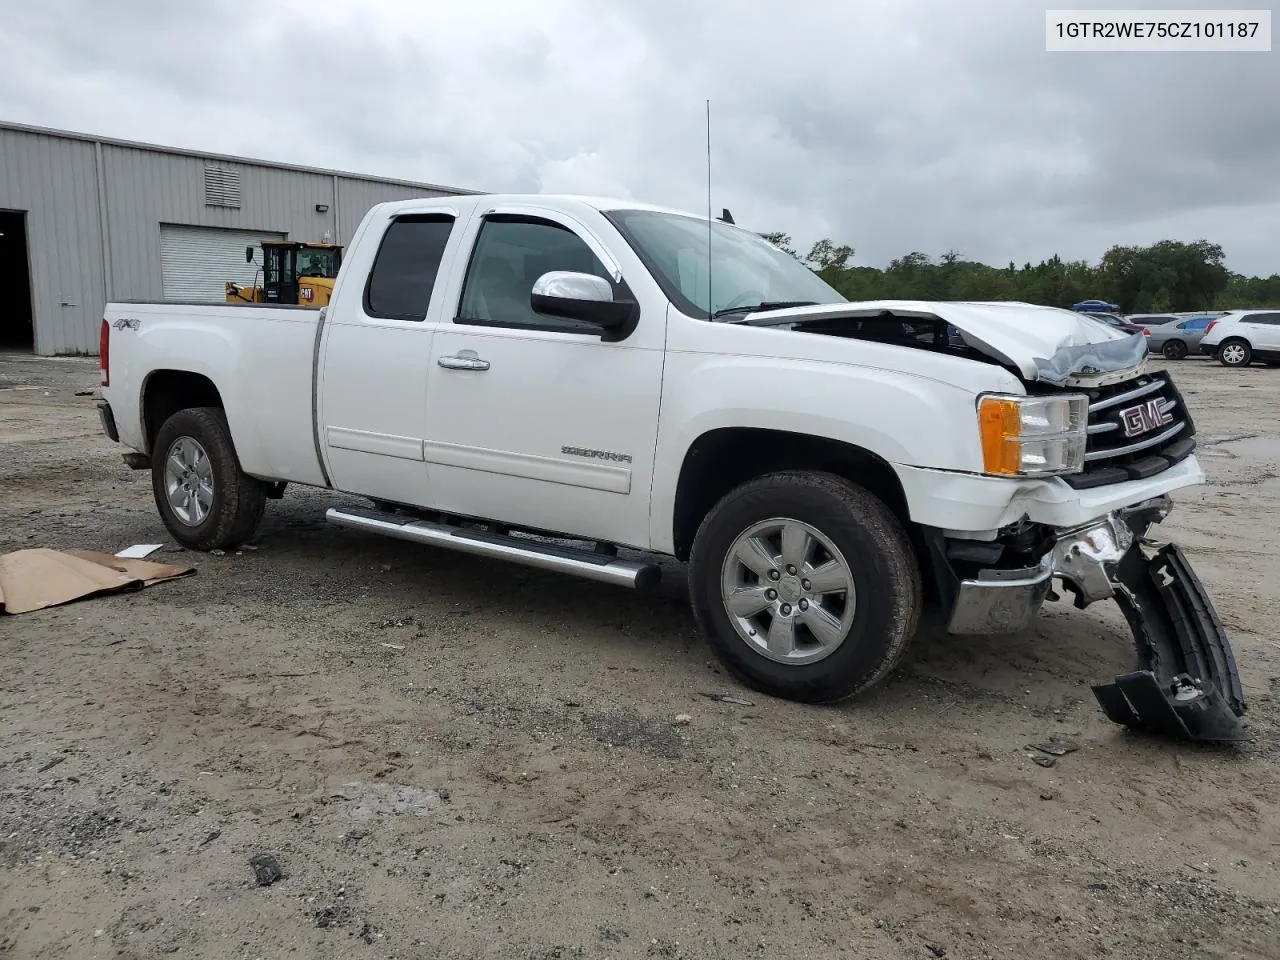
0;549;194;615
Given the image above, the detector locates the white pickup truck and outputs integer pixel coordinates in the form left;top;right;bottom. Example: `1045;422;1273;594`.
97;193;1247;742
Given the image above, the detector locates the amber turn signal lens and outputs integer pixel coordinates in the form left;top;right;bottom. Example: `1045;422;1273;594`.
979;397;1023;476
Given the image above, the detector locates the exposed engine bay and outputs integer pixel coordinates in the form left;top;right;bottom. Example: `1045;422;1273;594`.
768;311;1000;365
739;300;1152;387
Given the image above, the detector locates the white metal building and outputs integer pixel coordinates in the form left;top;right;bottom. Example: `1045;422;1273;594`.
0;121;479;355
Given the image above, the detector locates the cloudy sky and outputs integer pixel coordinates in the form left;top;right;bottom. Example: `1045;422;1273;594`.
1;0;1277;275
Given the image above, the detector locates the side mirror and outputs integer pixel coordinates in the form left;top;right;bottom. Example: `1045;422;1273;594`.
245;246;255;263
530;271;636;330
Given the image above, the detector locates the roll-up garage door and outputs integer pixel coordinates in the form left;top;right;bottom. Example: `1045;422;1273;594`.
159;224;287;302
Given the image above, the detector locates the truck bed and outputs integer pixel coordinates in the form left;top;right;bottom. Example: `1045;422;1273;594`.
101;300;328;487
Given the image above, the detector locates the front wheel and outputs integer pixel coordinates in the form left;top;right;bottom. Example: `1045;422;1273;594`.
1218;339;1252;367
151;407;267;551
1162;339;1188;360
687;471;922;704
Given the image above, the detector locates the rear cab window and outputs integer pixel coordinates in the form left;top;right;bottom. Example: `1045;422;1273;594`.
363;214;456;321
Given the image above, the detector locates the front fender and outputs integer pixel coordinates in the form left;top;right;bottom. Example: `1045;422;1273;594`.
648;353;1001;552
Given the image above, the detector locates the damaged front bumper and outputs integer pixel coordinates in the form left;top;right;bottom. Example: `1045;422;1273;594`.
936;496;1248;742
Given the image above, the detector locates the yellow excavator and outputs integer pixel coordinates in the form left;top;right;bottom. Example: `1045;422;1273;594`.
225;240;343;307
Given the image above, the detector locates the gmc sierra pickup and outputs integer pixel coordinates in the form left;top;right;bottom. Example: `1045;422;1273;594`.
97;193;1247;742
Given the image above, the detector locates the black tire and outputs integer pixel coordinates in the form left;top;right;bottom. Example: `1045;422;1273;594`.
1162;339;1188;360
1217;338;1252;367
151;406;267;551
687;470;922;704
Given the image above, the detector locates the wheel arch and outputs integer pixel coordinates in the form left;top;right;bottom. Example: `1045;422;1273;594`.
141;370;224;455
670;427;913;562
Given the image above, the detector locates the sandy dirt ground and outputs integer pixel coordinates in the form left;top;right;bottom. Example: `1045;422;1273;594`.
1;351;1278;960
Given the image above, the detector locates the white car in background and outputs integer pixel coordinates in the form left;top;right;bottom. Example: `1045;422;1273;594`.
1198;309;1280;366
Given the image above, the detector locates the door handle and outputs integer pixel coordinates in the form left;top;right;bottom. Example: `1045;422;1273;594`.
438;350;490;371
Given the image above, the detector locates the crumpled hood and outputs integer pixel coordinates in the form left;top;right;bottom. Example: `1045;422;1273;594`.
738;299;1149;385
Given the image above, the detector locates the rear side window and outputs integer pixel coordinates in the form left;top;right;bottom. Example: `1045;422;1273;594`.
364;214;455;321
1242;312;1280;325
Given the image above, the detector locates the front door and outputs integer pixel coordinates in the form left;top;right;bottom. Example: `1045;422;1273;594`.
421;210;665;549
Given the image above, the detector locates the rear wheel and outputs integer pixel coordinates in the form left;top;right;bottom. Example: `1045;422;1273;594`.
1162;339;1188;360
151;407;267;550
687;471;922;704
1218;339;1252;367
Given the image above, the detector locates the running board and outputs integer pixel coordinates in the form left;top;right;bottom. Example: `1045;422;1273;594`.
325;507;662;589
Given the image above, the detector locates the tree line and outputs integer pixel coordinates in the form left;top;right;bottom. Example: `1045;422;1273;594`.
758;232;1280;314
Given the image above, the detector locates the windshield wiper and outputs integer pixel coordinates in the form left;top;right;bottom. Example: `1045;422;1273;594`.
711;300;820;320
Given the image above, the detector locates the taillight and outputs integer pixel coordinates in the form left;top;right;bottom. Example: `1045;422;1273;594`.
1206;320;1217;335
1142;327;1151;336
99;319;109;387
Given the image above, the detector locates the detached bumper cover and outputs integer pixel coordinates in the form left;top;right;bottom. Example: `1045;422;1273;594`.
1093;543;1247;742
938;497;1248;743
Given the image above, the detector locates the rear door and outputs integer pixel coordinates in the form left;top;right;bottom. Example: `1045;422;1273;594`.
316;204;465;505
419;206;665;549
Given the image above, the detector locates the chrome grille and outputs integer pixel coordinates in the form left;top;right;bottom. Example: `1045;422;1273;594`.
1065;371;1196;489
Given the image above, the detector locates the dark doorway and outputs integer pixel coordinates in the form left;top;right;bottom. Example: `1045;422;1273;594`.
0;210;35;351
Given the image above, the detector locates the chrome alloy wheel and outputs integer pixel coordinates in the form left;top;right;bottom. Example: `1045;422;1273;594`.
720;518;857;665
164;436;214;526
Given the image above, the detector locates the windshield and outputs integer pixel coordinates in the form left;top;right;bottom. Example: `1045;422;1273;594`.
604;209;844;319
297;247;341;278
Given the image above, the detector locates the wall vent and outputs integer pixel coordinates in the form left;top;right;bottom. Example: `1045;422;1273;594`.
204;163;242;208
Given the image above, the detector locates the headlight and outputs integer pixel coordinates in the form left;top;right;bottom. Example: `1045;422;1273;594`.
978;394;1088;477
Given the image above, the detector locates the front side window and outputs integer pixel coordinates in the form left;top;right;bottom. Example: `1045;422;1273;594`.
364;214;455;321
457;216;615;333
605;209;844;319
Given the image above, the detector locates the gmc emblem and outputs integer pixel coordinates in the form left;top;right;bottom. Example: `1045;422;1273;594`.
1119;398;1174;438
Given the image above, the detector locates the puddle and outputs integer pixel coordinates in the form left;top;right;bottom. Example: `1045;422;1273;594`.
1214;436;1280;460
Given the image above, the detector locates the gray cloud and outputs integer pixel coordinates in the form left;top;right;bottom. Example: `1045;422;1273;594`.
1;0;1276;275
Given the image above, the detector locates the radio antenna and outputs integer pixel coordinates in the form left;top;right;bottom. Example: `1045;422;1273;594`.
705;98;713;318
